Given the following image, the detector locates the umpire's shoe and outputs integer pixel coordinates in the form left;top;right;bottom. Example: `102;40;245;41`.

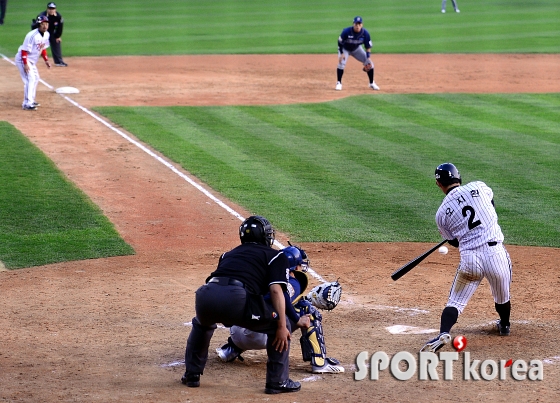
420;332;451;353
181;372;200;387
496;319;510;336
264;379;301;394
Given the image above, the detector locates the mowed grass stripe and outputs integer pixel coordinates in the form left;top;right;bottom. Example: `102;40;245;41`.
145;106;419;241
95;93;560;246
219;107;434;240
3;0;560;56
335;95;559;227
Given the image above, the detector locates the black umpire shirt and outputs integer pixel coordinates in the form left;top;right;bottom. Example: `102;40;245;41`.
210;243;289;295
39;10;64;39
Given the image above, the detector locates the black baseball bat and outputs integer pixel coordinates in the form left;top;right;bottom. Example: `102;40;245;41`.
391;240;448;281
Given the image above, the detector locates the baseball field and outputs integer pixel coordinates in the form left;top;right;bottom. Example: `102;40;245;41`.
1;1;560;402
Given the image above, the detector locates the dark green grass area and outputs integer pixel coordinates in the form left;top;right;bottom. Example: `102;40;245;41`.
0;1;559;56
0;122;134;269
95;93;560;247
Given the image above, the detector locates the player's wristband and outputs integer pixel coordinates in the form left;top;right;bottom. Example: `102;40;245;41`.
41;49;49;61
366;51;371;58
21;51;28;65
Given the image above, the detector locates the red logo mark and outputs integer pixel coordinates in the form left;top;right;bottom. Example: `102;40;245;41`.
504;359;513;367
452;335;467;352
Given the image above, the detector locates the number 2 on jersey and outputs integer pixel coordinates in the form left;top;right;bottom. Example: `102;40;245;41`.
462;206;481;230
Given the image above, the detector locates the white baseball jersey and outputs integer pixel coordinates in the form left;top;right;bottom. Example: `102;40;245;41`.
16;29;50;65
436;181;503;251
436;181;511;313
15;29;50;109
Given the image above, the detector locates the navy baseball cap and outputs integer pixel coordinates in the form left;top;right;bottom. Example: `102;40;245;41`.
47;2;56;8
353;16;363;24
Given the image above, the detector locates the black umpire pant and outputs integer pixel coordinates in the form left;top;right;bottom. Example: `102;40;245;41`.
49;37;64;64
185;282;291;384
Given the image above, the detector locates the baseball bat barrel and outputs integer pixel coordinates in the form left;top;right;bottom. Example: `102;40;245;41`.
391;239;448;281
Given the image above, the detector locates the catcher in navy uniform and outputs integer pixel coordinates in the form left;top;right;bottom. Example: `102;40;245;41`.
335;16;379;91
182;216;301;394
216;244;344;374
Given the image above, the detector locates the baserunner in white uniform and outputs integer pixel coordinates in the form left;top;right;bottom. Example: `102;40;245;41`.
15;15;51;111
421;162;512;353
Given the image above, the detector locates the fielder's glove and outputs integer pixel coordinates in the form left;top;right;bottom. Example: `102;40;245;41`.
363;60;374;72
306;281;342;311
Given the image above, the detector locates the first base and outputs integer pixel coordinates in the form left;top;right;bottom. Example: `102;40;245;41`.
55;86;80;94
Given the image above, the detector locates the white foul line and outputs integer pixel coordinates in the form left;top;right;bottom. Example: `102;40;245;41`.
0;53;326;282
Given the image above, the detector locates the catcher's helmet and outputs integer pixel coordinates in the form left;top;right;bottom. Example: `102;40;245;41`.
239;215;275;247
37;15;49;24
282;245;309;272
435;163;461;186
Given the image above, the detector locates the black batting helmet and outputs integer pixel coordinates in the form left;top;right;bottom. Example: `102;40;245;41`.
239;215;275;247
435;163;461;186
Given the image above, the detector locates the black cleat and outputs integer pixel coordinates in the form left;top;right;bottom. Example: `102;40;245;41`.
181;372;200;387
496;319;510;336
265;379;301;394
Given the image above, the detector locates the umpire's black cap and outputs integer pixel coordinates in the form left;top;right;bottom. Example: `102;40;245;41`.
47;2;57;8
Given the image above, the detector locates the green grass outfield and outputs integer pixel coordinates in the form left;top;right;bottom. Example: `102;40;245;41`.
0;0;559;56
96;93;560;247
0;123;134;269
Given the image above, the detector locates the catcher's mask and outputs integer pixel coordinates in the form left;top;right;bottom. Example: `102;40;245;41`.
282;244;309;272
435;162;461;186
239;215;275;247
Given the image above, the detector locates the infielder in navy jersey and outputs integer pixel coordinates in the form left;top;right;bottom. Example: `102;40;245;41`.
421;163;512;353
336;16;379;91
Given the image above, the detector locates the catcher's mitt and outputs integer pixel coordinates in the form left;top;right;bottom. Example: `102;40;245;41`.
306;281;342;311
363;60;374;72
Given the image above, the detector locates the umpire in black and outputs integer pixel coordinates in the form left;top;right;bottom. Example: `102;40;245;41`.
182;215;301;394
38;2;67;66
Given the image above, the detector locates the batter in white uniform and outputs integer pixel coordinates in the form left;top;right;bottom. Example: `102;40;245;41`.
421;162;512;353
15;15;51;111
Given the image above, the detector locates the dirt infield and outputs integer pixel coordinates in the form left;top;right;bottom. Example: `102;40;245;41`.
1;54;559;402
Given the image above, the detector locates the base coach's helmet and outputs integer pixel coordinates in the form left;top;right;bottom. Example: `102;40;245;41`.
435;163;461;186
239;215;275;247
37;15;49;24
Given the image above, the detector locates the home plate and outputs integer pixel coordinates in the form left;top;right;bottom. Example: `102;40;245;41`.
55;86;80;94
386;325;438;335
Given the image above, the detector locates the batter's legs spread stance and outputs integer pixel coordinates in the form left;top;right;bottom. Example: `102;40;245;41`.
422;246;512;352
336;47;379;91
441;0;460;13
422;163;512;353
